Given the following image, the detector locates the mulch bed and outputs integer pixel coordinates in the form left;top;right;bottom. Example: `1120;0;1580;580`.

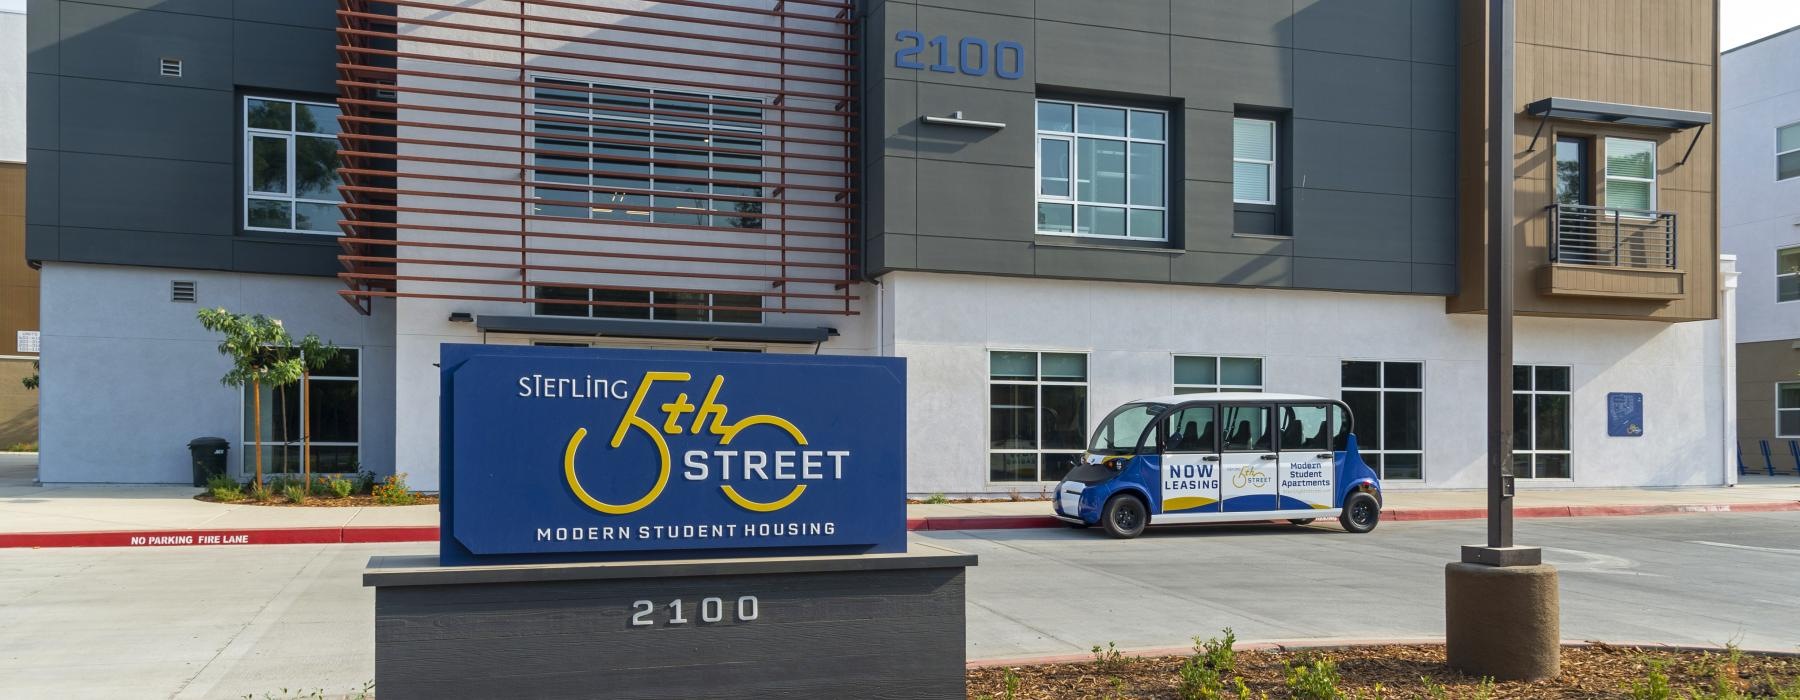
193;493;437;507
967;644;1800;699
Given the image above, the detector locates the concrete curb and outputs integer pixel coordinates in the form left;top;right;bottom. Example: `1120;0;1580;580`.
2;500;1795;549
966;638;1800;668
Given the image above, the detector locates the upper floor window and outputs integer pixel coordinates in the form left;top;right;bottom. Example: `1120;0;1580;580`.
1778;246;1800;303
1779;122;1800;182
1602;137;1656;211
1232;118;1277;205
529;79;765;229
1035;100;1167;240
244;97;343;234
534;286;763;324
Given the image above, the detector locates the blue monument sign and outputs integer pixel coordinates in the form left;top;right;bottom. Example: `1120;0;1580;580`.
1607;392;1644;437
438;344;907;564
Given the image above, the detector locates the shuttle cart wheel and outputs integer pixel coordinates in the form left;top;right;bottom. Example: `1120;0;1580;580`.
1101;495;1147;539
1288;518;1317;526
1339;492;1380;534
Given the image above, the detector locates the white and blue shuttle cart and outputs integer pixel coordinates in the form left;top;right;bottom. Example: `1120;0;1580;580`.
1052;393;1383;538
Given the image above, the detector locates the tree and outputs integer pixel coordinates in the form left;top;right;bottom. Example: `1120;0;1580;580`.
20;361;36;391
196;308;338;490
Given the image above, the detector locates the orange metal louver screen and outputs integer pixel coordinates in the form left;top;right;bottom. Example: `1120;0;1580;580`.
334;0;860;317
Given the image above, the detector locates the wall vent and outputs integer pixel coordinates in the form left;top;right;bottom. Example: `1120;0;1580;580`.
159;58;183;77
171;280;197;303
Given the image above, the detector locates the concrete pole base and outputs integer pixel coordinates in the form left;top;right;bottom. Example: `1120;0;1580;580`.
1445;562;1561;681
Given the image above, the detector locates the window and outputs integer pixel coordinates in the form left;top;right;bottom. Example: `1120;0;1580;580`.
1233;118;1277;205
243;349;360;476
1512;365;1571;479
529;79;765;228
1779;383;1800;438
1778;122;1800;181
1174;355;1263;393
1779;246;1800;303
1035;100;1167;240
989;351;1088;482
1340;361;1424;480
1603;137;1656;211
533;286;763;324
244;97;344;233
1554;136;1591;205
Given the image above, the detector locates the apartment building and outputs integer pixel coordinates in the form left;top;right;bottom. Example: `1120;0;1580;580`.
28;0;1731;493
1722;26;1800;470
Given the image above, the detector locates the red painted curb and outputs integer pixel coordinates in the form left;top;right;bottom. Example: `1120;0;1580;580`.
0;525;440;549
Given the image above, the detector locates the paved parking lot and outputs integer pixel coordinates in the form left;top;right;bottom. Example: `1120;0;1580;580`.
2;513;1798;698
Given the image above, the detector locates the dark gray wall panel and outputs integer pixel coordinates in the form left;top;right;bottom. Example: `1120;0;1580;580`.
26;74;58;151
27;0;59;75
1292;256;1411;293
54;227;234;269
1291;189;1411;263
1037;0;1171;34
58;153;232;235
1036;21;1170;97
74;0;230;16
1171;249;1293;288
234;0;336;28
24;224;60;261
1293;0;1412;61
876;77;918;159
914;82;1034;167
233;237;347;276
1033;244;1173;282
59;77;232;162
914;160;1032;240
59;2;234;91
1183;108;1234;184
878;156;917;236
25;149;58;227
1294;50;1411;129
916;0;1033;19
1411;263;1456;294
1410;196;1457;265
1292;120;1412;196
911;6;1035;92
1171;0;1294;47
1410;130;1457;199
916;236;1033;275
1410;63;1457;132
867;233;919;273
1171;38;1292;112
1410;0;1459;66
233;20;336;94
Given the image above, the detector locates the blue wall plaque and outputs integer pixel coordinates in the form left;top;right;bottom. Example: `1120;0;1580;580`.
1607;392;1644;437
439;345;907;565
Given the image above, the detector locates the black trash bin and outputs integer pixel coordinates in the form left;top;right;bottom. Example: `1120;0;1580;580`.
188;437;230;487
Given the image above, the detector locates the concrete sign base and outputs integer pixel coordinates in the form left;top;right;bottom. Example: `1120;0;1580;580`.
364;544;977;700
1445;562;1561;681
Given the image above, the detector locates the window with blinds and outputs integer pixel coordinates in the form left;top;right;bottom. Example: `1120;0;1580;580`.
1603;137;1656;211
1232;118;1277;205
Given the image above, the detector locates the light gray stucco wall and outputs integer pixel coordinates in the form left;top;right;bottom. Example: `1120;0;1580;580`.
37;262;395;484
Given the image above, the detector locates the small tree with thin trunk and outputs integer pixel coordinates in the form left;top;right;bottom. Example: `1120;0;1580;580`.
196;308;337;491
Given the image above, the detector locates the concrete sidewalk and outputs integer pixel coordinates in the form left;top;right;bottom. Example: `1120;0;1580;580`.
1;448;1796;547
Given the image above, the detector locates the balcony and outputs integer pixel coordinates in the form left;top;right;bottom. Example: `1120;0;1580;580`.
1538;204;1685;300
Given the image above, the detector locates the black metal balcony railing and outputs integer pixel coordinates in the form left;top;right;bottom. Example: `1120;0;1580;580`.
1548;203;1678;269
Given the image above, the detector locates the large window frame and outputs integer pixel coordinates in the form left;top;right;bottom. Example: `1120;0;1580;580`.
1778;246;1800;304
1602;137;1657;212
528;77;768;229
1777;121;1800;182
243;96;344;235
1513;365;1572;480
533;286;764;324
988;350;1089;484
1232;117;1278;205
240;348;361;477
1778;382;1800;439
1340;360;1425;481
1034;99;1168;241
1172;355;1264;394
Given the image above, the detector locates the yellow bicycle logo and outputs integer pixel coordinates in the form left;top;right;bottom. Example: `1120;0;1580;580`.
1232;465;1271;489
563;372;811;515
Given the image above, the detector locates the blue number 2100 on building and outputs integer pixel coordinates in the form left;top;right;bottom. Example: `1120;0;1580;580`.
894;30;1025;79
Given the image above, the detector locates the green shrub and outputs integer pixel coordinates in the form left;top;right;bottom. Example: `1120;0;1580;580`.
372;473;420;506
326;477;354;499
1285;657;1342;700
204;474;244;501
4;441;37;452
1177;655;1223;700
1195;627;1236;674
1627;660;1673;700
355;470;378;495
1420;676;1449;700
282;484;308;505
924;493;949;504
1091;642;1130;675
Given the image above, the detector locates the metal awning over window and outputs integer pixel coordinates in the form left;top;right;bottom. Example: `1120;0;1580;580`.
1524;98;1712;130
476;315;834;345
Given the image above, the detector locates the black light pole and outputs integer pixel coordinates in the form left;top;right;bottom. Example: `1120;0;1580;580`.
1445;0;1559;681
